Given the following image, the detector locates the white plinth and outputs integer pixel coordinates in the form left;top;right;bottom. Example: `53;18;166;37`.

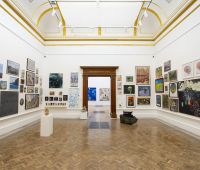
80;111;88;119
40;114;53;137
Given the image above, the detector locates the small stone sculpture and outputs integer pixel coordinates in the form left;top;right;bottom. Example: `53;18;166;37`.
44;107;49;116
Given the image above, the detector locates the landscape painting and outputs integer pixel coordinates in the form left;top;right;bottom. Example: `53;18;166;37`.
137;98;150;105
162;94;169;109
155;78;164;93
9;76;19;90
99;88;110;101
136;66;150;85
156;95;161;107
27;58;35;72
26;71;35;86
49;73;63;88
0;63;3;78
164;60;171;72
169;82;178;98
126;76;133;83
70;72;78;87
169;98;179;112
88;87;96;101
178;79;200;117
194;59;200;76
168;70;177;82
126;95;135;108
156;66;162;78
25;94;39;110
7;60;20;76
138;86;151;96
0;81;7;90
182;62;194;79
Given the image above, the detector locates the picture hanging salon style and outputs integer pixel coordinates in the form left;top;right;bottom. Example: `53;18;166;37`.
136;66;150;85
126;95;135;108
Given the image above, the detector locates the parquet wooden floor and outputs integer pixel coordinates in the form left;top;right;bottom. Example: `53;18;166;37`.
0;118;200;170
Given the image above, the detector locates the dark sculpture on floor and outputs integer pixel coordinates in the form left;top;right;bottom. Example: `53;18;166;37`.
120;111;137;125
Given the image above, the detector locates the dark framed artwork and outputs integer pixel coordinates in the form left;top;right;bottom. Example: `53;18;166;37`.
156;95;161;107
162;94;169;110
49;73;63;88
164;60;171;72
26;71;35;86
155;78;164;93
54;97;58;101
45;96;49;101
168;70;177;82
27;58;35;72
25;94;39;110
124;85;135;94
138;86;151;96
126;95;135;108
0;63;3;78
137;98;150;105
7;60;20;76
63;95;68;101
20;85;24;93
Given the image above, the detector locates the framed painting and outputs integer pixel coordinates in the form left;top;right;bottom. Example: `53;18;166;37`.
169;82;178;98
116;75;122;81
20;70;25;79
124;85;135;94
194;59;200;77
0;81;7;90
0;63;3;78
168;70;177;82
126;76;133;83
136;66;150;85
20;85;24;93
138;86;151;96
155;78;164;93
7;60;20;76
156;66;162;78
169;98;179;112
156;95;161;107
26;71;35;86
162;94;169;110
164;74;169;82
126;95;135;108
164;60;171;72
68;88;79;108
70;72;78;87
165;84;169;94
63;95;68;101
99;88;110;101
45;97;49;101
27;58;35;72
27;86;34;93
25;94;39;110
182;62;194;79
88;87;96;101
49;73;63;88
9;76;19;90
137;97;150;105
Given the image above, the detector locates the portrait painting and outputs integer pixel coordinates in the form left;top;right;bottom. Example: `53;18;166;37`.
126;95;135;108
70;72;78;87
124;85;135;94
169;82;178;98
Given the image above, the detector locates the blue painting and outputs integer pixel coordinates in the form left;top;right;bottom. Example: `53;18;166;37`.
9;76;19;90
138;86;151;96
0;63;3;78
88;87;96;101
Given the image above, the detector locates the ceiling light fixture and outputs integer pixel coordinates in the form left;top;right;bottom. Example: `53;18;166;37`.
51;8;56;16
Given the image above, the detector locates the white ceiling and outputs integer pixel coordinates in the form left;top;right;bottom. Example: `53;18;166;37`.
58;1;143;28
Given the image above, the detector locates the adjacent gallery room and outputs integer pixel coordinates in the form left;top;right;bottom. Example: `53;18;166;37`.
0;0;200;169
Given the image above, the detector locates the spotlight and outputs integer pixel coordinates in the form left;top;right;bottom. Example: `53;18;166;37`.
144;10;148;18
51;8;56;16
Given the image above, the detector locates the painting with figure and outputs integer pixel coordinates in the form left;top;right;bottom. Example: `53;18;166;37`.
7;60;20;76
136;66;150;85
9;76;19;90
155;78;164;93
70;72;78;87
99;88;110;101
178;79;200;117
0;63;3;78
0;81;7;90
126;95;135;108
137;98;150;105
182;62;194;79
88;87;96;101
169;82;178;98
156;66;162;78
25;94;39;110
169;98;179;112
124;85;135;94
27;58;35;72
69;88;79;108
138;86;151;96
26;71;35;86
49;73;63;88
164;60;171;72
156;95;161;107
194;59;200;76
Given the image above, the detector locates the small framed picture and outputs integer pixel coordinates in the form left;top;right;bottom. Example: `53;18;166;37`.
126;95;135;108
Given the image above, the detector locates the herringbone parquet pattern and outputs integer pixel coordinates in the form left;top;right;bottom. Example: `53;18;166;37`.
0;119;200;170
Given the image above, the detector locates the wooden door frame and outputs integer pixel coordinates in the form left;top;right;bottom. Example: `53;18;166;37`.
80;66;118;118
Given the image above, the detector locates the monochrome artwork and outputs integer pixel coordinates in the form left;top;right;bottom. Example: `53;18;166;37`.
68;88;79;108
194;59;200;77
27;86;34;93
155;78;164;93
164;74;169;82
9;76;19;90
26;71;35;86
49;73;63;88
0;63;3;78
20;98;24;106
156;66;162;79
164;60;171;72
25;94;39;110
137;98;150;105
124;85;135;94
126;95;135;108
27;58;35;72
182;62;194;79
20;85;24;93
88;87;96;101
169;83;178;98
70;72;78;87
156;95;161;107
7;60;20;76
20;70;25;79
162;94;169;110
169;98;179;112
126;76;133;83
138;86;151;96
45;96;49;101
99;88;110;101
136;66;150;85
168;70;177;82
0;81;7;90
63;95;68;101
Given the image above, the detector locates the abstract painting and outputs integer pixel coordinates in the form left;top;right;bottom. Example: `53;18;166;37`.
124;85;135;94
25;94;39;110
7;60;20;76
178;79;200;117
136;66;150;85
0;63;3;78
169;82;178;98
9;76;19;90
27;58;35;72
88;87;96;101
194;59;200;77
26;71;35;86
156;66;162;78
182;62;194;79
126;95;135;108
168;70;177;82
162;94;169;109
99;88;110;101
164;60;171;72
169;98;179;112
70;72;78;87
138;86;151;96
0;81;7;90
126;76;133;83
68;88;79;108
156;95;161;107
155;78;164;93
49;73;63;88
137;98;150;105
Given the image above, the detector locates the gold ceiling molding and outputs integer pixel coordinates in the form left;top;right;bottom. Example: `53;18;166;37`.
32;2;49;18
45;43;154;46
98;27;102;36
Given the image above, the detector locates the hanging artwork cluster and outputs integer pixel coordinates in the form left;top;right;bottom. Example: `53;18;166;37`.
45;91;68;107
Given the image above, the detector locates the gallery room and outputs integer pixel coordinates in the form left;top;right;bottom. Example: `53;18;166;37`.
0;0;200;169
